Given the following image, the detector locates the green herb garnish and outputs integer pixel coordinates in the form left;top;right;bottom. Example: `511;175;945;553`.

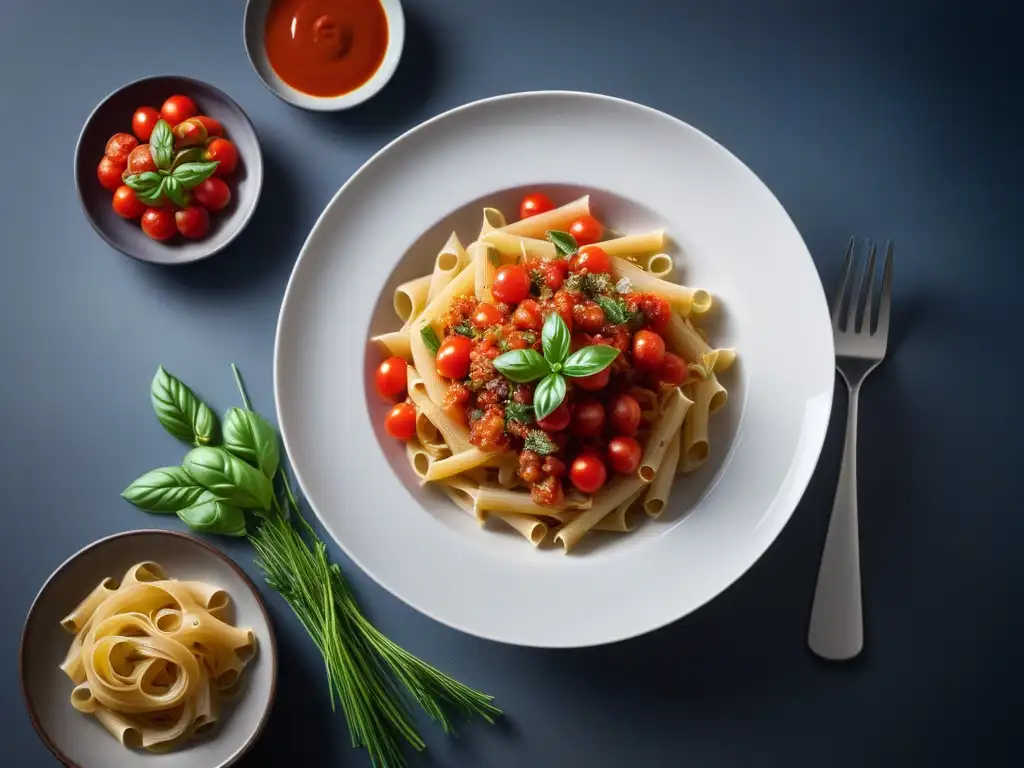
595;294;642;327
523;429;558;455
420;325;442;355
546;230;578;256
122;365;501;765
504;402;534;424
492;313;619;420
452;321;475;338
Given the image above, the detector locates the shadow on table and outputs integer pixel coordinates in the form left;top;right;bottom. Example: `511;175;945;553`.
294;5;441;137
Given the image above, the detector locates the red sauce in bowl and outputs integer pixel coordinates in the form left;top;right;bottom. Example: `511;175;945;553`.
264;0;389;97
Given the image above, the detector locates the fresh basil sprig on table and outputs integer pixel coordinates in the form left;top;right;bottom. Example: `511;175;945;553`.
493;312;619;420
122;364;500;765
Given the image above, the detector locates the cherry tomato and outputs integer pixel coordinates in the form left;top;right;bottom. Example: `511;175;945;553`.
111;185;146;219
375;357;408;399
205;138;239;177
141;207;176;241
607;436;642;474
192;115;224;137
536;402;570;432
519;192;555;219
570;453;607;494
575;302;605;332
132;106;160;142
172;117;207;148
491;265;531;304
609;394;642;436
570;245;611;275
192;177;232;211
539;258;568;290
659;352;688;386
435;335;473;379
569;215;603;246
632;330;666;370
385;402;417;440
160;94;199;125
512;299;543;331
573;366;611;392
570;399;606;437
473;302;502;328
175;206;210;239
105;132;138;162
126;144;157;175
552;289;574;329
97;156;126;191
638;293;671;333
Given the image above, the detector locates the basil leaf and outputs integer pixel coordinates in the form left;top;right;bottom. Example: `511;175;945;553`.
171;148;205;172
504;402;534;424
541;312;570;365
488;248;500;267
172;160;219;189
122;466;205;513
594;295;643;327
493;349;550;383
151;366;219;445
452;321;474;339
124;171;162;194
223;407;280;479
136;178;166;205
149;119;174;170
420;325;441;356
183;446;273;512
177;492;247;537
546;230;577;257
533;373;566;421
162;176;188;207
562;345;620;378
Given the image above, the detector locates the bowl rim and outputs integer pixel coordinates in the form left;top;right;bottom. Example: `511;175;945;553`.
242;0;406;112
19;528;278;768
74;74;265;266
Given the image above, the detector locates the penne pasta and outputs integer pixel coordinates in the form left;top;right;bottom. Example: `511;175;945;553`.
645;253;673;279
426;232;466;303
438;478;548;545
643;431;681;517
610;256;703;316
470;241;499;302
497;195;591;238
594;230;666;258
424;447;495;482
482;231;558;262
554;476;649;552
681;375;727;467
594;485;645;532
478;207;506;238
405;438;434;479
407;366;471;453
393;275;432;326
665;314;735;372
371;329;411;361
638;387;692;482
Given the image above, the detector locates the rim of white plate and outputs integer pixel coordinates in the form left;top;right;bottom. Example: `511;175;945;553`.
274;91;834;647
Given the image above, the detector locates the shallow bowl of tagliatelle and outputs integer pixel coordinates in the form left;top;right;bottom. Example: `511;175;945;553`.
275;92;835;648
20;530;276;768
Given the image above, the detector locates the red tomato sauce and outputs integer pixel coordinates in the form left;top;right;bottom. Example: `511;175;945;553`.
264;0;389;97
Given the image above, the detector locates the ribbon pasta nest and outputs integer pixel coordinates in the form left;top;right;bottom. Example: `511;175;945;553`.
59;561;257;752
372;192;736;552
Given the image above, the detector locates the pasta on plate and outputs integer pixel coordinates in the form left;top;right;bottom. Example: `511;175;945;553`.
372;192;736;552
59;561;257;752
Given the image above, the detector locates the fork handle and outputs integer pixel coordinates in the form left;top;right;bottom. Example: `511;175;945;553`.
808;385;863;660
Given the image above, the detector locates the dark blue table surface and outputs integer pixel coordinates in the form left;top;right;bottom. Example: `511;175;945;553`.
2;0;1021;765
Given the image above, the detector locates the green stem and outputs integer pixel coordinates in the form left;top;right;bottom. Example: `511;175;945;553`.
230;362;253;410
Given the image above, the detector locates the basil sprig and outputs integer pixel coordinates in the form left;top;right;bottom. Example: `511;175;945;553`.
492;313;619;420
546;230;578;257
123;147;219;207
122;365;282;536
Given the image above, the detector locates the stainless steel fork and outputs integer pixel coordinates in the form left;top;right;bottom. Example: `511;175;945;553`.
808;238;894;660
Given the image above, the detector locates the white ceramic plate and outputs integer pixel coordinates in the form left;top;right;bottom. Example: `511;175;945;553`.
275;92;834;648
21;530;276;768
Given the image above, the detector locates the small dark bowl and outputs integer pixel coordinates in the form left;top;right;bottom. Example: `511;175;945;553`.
75;75;263;265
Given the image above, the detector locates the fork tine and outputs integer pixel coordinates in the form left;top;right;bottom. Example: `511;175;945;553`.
874;241;894;338
846;241;875;332
831;237;855;328
855;242;877;333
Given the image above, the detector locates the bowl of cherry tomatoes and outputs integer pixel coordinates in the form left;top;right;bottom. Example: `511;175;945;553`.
75;75;263;265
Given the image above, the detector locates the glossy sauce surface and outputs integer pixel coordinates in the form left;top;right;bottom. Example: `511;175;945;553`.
264;0;389;97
